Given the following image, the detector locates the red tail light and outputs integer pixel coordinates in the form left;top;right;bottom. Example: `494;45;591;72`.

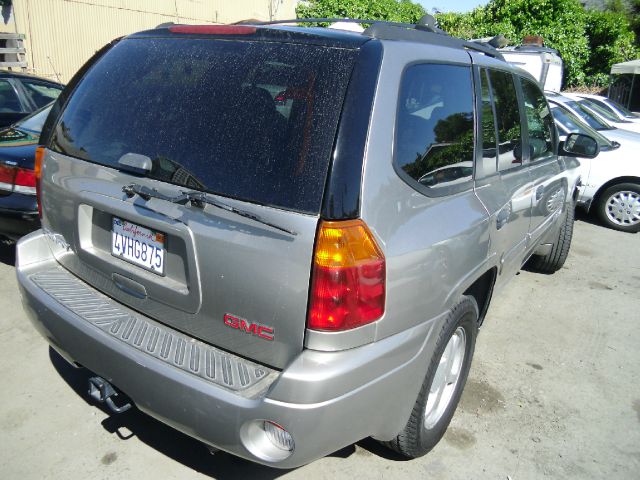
35;146;45;218
308;220;386;331
13;167;37;194
0;163;15;192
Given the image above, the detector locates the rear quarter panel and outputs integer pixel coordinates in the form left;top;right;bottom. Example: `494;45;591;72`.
360;42;491;340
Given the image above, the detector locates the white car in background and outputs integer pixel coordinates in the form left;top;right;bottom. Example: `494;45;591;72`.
558;92;640;134
569;93;640;122
551;103;640;232
547;92;640;141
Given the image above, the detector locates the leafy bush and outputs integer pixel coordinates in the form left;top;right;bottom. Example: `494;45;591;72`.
296;0;640;88
584;9;639;86
295;0;426;24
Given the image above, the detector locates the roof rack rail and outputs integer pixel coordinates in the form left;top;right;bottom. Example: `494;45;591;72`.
364;23;504;60
249;17;420;29
250;17;504;61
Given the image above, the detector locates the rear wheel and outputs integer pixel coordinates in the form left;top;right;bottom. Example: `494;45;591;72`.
527;205;574;274
596;183;640;233
382;296;478;458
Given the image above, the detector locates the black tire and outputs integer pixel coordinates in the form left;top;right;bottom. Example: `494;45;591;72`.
527;205;574;274
595;182;640;233
382;296;478;458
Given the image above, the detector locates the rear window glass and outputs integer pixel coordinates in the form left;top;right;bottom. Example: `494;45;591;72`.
49;37;357;214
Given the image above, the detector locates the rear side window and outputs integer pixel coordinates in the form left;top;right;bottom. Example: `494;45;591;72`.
488;70;523;171
21;80;62;109
49;38;357;214
395;64;474;195
520;78;555;162
0;79;24;113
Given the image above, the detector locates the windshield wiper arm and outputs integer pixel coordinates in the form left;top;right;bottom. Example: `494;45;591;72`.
123;183;191;204
123;183;297;236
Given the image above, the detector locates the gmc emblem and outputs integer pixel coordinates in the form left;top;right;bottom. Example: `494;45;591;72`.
223;313;274;341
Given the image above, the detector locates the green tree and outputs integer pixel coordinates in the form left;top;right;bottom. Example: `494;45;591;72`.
436;0;591;87
296;0;426;24
584;8;639;86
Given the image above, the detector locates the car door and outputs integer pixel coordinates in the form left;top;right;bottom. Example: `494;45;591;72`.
472;64;533;289
519;77;568;246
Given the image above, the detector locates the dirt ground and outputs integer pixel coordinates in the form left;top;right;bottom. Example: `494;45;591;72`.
1;214;638;479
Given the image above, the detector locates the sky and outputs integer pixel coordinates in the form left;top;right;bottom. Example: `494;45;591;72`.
417;1;487;13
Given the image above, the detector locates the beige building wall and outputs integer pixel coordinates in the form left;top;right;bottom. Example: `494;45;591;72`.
0;0;297;83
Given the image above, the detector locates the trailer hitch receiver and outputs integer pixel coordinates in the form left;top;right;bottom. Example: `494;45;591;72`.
88;376;132;414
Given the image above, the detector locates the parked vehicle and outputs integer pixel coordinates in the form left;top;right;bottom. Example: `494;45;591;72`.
546;92;640;143
551;103;640;232
16;19;596;468
572;93;640;122
499;38;563;92
561;92;640;134
0;103;52;241
0;71;62;128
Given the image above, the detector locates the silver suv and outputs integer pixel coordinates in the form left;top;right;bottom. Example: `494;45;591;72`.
16;18;597;467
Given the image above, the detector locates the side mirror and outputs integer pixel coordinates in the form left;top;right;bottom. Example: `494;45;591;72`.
561;133;600;159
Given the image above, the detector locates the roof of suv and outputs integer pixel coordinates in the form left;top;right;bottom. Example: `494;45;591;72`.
133;19;505;60
131;24;372;49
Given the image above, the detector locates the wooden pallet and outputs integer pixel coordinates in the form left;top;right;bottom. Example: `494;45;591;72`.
0;32;27;70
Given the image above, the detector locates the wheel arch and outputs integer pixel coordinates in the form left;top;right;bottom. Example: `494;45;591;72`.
589;176;640;212
462;267;497;327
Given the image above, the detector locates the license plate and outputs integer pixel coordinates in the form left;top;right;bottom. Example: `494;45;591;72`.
111;217;165;275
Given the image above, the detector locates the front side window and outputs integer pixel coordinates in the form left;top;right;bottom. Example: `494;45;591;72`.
478;69;498;177
520;78;555;162
395;64;474;194
488;70;523;171
564;100;610;130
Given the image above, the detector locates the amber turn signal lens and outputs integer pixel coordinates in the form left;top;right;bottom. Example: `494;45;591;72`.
308;219;385;331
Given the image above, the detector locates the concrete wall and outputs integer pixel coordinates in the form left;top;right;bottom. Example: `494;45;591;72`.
0;0;296;83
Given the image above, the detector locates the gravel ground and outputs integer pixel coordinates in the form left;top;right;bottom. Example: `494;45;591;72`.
0;214;638;479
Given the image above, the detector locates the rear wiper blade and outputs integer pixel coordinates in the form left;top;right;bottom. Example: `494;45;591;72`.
123;183;297;236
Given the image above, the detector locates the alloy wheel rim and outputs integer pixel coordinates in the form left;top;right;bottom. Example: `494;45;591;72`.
424;326;466;430
605;190;640;226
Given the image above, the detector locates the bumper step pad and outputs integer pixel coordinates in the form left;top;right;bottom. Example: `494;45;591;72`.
30;268;277;396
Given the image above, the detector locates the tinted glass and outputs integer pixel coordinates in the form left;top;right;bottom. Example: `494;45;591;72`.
581;98;625;123
564;100;609;130
479;69;498;176
488;70;523;171
21;80;62;109
395;64;474;192
521;79;554;162
0;79;24;113
605;98;636;117
50;38;356;214
551;106;612;149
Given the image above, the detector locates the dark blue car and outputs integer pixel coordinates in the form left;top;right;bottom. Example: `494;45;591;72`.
0;103;51;241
